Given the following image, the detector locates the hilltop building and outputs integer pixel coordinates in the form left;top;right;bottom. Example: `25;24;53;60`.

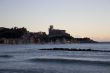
48;25;70;37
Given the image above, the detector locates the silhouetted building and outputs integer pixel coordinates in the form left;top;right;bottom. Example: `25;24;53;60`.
49;25;69;36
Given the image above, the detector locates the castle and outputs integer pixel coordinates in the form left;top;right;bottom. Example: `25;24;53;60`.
49;25;70;37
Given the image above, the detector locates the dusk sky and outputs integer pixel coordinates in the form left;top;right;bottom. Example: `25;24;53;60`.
0;0;110;41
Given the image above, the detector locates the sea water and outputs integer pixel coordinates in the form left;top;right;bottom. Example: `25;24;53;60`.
0;43;110;73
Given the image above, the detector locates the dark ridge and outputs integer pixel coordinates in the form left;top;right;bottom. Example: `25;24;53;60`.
39;48;110;52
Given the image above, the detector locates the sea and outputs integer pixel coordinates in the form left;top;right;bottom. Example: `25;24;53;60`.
0;43;110;73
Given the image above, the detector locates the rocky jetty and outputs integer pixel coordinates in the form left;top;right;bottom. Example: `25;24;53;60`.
39;48;110;52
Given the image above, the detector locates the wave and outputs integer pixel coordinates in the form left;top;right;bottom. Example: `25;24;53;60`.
0;55;12;58
0;69;49;73
28;56;110;65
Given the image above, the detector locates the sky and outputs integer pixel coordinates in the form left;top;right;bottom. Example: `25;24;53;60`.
0;0;110;42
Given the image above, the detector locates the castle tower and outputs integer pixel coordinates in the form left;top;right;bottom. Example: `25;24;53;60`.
49;25;53;30
49;25;53;35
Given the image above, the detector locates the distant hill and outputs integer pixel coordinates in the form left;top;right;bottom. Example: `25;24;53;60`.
0;26;98;44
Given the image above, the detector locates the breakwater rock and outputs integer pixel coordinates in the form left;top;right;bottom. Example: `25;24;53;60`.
39;48;110;52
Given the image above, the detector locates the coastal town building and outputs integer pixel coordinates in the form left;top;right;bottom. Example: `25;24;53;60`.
49;25;70;37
